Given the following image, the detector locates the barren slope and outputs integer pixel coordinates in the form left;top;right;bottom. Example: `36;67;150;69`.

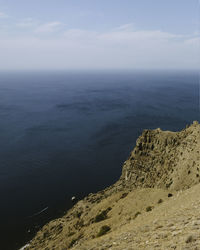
74;182;200;250
24;121;200;250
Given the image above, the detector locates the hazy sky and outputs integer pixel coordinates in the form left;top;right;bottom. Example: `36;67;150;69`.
0;0;199;70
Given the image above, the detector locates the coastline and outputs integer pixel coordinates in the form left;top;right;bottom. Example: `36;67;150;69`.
21;121;200;249
0;70;198;250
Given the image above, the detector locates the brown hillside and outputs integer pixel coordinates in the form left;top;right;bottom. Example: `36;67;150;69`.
23;121;200;250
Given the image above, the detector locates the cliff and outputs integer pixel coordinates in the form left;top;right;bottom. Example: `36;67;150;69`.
120;120;200;190
24;121;200;250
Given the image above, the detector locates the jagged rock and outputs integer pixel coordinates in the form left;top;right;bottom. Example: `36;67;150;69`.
119;121;200;191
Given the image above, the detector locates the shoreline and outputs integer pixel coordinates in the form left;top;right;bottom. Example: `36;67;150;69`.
21;121;200;249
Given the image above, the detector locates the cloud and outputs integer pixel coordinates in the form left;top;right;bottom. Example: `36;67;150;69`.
98;29;183;45
184;37;200;45
34;21;63;33
113;23;136;32
63;29;97;42
0;23;198;70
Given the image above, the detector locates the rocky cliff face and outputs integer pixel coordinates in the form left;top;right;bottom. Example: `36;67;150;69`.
119;121;200;191
23;121;200;250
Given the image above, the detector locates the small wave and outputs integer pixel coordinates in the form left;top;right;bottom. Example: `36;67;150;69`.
19;244;30;250
29;206;48;217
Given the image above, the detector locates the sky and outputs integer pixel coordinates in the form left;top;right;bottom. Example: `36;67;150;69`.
0;0;199;70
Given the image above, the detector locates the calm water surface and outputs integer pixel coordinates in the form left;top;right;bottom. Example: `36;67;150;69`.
0;70;199;249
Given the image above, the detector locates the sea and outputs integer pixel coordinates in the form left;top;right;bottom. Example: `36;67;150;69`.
0;70;199;249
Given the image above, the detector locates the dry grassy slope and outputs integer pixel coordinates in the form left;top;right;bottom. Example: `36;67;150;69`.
25;121;200;250
74;182;200;250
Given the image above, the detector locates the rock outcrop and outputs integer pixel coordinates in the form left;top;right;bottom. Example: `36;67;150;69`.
23;121;200;250
119;120;200;191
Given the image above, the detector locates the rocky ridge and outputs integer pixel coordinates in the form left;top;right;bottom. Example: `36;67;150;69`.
119;120;200;190
23;121;200;250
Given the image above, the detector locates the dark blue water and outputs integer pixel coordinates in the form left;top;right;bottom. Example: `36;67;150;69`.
0;70;199;249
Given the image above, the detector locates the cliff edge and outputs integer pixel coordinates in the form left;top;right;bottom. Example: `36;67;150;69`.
24;121;200;250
